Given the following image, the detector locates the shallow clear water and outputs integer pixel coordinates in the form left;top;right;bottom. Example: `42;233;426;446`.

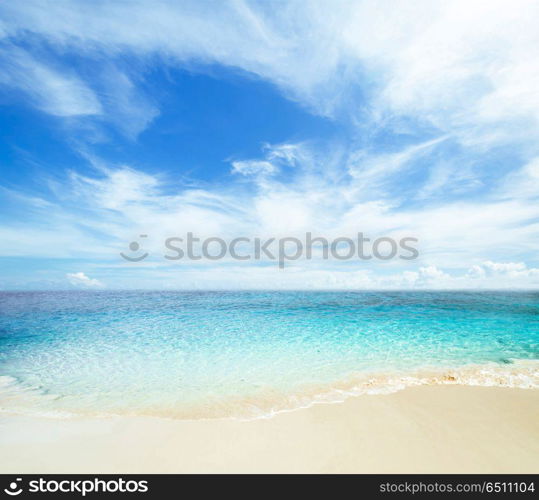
0;291;538;418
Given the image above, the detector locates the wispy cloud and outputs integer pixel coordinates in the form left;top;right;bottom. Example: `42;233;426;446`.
96;66;159;138
0;47;157;138
0;46;101;116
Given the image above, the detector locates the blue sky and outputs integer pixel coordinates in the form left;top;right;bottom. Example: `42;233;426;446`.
0;0;538;290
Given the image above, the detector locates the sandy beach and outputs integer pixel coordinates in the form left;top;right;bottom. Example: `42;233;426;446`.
1;385;537;474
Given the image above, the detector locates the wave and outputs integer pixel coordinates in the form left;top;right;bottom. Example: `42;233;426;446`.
224;359;539;421
1;359;538;421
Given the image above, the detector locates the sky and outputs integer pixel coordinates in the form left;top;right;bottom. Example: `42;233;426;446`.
0;0;538;290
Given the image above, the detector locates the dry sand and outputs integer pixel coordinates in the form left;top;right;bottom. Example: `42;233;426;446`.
1;385;538;473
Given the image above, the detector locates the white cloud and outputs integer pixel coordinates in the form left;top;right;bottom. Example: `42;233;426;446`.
66;272;104;288
474;261;539;279
0;46;102;116
0;47;157;137
232;160;277;177
69;166;161;211
344;0;539;145
496;157;539;200
347;136;447;197
97;66;159;138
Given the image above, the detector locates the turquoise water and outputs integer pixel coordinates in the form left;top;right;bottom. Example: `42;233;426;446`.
0;291;538;418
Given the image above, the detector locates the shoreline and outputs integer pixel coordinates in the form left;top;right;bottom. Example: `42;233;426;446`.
2;359;538;420
1;385;538;473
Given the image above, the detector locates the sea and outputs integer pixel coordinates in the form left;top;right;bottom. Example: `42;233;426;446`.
0;290;537;419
